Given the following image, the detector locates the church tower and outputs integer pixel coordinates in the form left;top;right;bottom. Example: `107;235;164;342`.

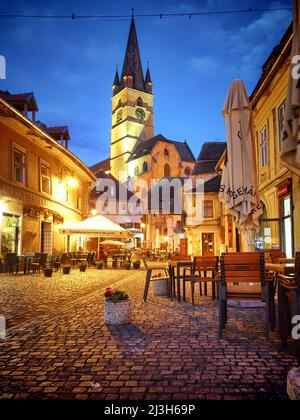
110;18;154;181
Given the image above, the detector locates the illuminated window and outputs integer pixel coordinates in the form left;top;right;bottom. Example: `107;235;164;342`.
76;187;82;210
13;148;26;184
164;163;170;177
40;162;51;195
142;161;148;173
278;101;286;150
184;167;191;176
260;127;268;167
204;200;214;218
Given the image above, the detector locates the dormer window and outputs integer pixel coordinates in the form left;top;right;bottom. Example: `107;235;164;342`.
137;97;143;107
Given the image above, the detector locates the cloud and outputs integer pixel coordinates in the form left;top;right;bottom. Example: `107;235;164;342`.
189;2;292;83
190;56;220;73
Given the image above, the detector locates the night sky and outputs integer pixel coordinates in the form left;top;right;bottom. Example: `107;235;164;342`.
0;0;292;167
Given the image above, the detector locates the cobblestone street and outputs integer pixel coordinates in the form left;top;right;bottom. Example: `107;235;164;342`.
0;268;298;400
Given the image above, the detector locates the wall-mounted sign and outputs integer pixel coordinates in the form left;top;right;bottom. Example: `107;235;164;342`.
277;181;290;198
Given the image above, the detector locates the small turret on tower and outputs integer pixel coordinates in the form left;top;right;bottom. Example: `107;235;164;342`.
112;67;120;95
145;64;152;94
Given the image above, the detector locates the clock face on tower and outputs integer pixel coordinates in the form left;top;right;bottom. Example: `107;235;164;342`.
135;107;146;120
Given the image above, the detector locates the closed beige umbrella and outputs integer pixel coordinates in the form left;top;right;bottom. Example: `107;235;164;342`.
281;0;300;175
219;79;262;249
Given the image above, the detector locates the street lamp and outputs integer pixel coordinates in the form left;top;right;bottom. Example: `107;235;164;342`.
68;177;78;187
91;209;97;216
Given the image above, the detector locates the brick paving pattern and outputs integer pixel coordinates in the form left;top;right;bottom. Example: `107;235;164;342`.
0;269;297;400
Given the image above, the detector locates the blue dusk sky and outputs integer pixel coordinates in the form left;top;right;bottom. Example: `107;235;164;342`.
0;0;292;167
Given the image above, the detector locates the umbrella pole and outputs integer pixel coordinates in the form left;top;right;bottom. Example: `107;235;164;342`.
245;230;254;252
97;237;100;259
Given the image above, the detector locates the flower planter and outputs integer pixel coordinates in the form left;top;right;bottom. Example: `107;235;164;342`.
43;268;53;278
104;300;131;325
62;266;71;275
132;262;141;270
153;279;168;296
79;265;87;272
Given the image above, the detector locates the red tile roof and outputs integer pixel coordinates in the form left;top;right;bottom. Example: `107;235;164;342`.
0;90;38;111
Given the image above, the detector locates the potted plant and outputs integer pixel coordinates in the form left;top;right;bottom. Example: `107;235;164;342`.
79;263;87;272
132;259;141;269
104;288;131;325
62;265;71;275
43;263;53;278
153;273;168;296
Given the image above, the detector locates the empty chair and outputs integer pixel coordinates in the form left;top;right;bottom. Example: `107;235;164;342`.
219;252;272;338
278;253;300;364
5;253;19;274
270;250;287;263
185;256;219;304
31;253;48;273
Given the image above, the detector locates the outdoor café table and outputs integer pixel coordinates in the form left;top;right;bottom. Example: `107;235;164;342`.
168;261;193;302
278;258;296;264
265;263;295;276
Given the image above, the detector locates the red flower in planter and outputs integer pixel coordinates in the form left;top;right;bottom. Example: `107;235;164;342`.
104;289;112;297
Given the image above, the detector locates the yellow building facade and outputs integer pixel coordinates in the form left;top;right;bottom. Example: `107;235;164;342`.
250;24;300;256
0;94;95;257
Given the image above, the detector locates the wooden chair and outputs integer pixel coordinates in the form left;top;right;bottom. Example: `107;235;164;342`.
270;251;286;263
278;253;300;364
142;258;170;302
185;256;219;304
219;252;272;338
5;253;19;274
32;253;48;273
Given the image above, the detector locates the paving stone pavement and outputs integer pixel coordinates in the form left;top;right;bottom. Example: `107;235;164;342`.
0;269;298;400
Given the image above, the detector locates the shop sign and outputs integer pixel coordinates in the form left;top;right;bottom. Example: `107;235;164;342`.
277;182;290;198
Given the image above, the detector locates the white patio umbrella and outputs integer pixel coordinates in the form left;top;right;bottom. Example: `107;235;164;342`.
219;79;262;250
59;214;131;237
59;214;132;256
281;0;300;175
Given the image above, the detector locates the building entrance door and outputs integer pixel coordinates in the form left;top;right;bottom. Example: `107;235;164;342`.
202;233;214;256
41;221;52;254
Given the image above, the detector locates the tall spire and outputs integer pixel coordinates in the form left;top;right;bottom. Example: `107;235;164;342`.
119;17;145;92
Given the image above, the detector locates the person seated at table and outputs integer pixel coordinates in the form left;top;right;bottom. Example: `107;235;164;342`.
78;246;84;253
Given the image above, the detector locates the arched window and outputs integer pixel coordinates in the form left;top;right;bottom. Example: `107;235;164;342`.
137;97;143;107
164;148;169;157
118;99;122;108
164;163;170;177
142;161;148;173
